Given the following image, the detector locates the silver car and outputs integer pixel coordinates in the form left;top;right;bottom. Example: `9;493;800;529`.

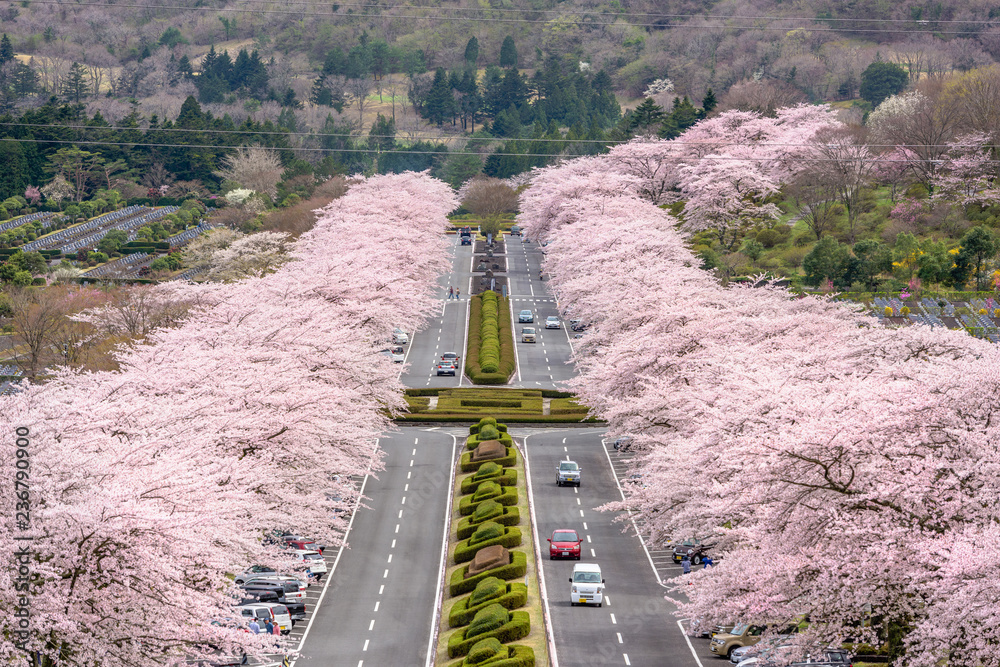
545;316;561;329
556;460;581;487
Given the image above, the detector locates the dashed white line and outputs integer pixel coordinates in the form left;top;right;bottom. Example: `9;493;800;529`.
379;585;384;594
404;483;409;492
407;471;411;479
583;522;588;530
617;632;623;644
574;487;578;494
579;510;585;517
412;448;417;455
369;620;375;631
590;548;596;557
398;510;403;518
576;498;581;505
605;596;611;606
387;554;393;563
610;613;617;624
395;524;400;534
624;654;631;665
564;446;568;452
358;661;364;667
409;460;414;467
401;497;406;505
383;569;389;578
363;640;369;651
391;539;396;548
374;601;380;612
586;535;592;543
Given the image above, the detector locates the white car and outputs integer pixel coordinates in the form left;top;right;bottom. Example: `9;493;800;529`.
238;602;292;634
545;316;561;329
569;562;604;606
289;549;327;579
380;346;404;363
392;328;409;345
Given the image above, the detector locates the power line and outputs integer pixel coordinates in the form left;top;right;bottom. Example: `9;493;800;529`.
1;136;991;163
23;0;993;33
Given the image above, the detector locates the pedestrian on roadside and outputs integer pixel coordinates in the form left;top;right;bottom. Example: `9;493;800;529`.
681;553;691;575
456;288;461;299
248;617;260;634
703;556;714;569
264;619;274;635
448;286;454;299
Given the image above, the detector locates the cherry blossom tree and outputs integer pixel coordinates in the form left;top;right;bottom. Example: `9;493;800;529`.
518;139;1000;667
931;132;1000;206
0;172;456;667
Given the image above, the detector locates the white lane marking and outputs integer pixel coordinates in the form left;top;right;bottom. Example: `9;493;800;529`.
409;460;414;467
363;640;369;651
591;548;596;557
678;620;706;667
379;585;384;595
398;510;403;518
564;446;568;452
606;596;611;606
395;524;400;534
387;554;393;563
414;438;419;445
358;661;364;667
574;487;578;495
391;539;396;548
583;522;588;530
610;613;617;624
383;569;389;578
576;498;581;505
405;483;409;492
407;471;411;479
508;294;522;383
562;437;566;444
401;497;406;505
374;601;380;612
580;510;585;517
624;655;631;665
617;633;623;644
369;619;375;631
424;433;459;667
290;440;376;666
602;438;665;588
586;535;591;543
412;448;417;455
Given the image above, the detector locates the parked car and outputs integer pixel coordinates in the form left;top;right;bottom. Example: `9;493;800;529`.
548;529;582;560
237;602;292;634
569;319;588;332
280;534;325;553
380;346;405;363
234;565;277;586
288;549;327;580
569;562;604;607
392;328;409;345
556;460;581;487
672;538;714;565
612;436;632;452
242;575;309;598
545;316;561;329
518;310;534;323
436;360;457;376
521;327;536;343
238;591;306;625
711;624;767;659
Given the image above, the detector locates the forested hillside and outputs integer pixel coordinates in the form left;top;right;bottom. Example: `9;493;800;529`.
3;0;1000;195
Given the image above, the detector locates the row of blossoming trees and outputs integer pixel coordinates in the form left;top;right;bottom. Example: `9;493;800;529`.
0;173;456;667
518;108;1000;667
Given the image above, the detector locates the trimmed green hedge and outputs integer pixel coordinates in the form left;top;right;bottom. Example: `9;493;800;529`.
466;432;514;450
448;644;535;667
454;526;523;563
397;414;603;424
469;419;508;435
459;469;518;495
457;505;521;540
449;582;529;627
447;610;531;658
466;291;516;384
461;399;523;408
460;447;517;472
458;486;518;515
450;551;528;596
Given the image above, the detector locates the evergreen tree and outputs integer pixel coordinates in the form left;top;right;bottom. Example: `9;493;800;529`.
701;88;717;115
860;60;909;107
311;76;333;106
0;140;27;200
176;55;194;79
626;98;665;134
61;62;89;104
368;113;396;173
232;49;251;89
424;67;453;126
322;47;346;76
659;96;700;139
492;105;521;138
464;37;479;66
499;36;518;68
0;34;13;65
201;46;219;76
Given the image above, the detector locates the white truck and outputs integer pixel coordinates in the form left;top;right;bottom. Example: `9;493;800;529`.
569;562;604;607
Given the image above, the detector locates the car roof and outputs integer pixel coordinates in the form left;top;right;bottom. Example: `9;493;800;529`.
547;315;558;319
572;563;601;572
520;309;531;313
289;549;321;555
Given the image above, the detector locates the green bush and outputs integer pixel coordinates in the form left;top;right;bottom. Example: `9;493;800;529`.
454;526;523;563
449;581;528;627
447;611;531;658
460;447;517;472
448;645;535;667
471;481;502;502
458;486;518;515
457;506;521;540
460;468;517;495
469;419;508;435
479;425;501;440
449;551;528;596
466;292;516;384
462;400;523;408
466;603;509;639
466;432;514;450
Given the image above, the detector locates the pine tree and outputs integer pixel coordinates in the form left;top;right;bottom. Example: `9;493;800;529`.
424;67;454;126
0;34;14;65
499;36;518;68
311;76;333;106
701;88;717;115
201;46;219;76
61;62;89;104
464;37;479;66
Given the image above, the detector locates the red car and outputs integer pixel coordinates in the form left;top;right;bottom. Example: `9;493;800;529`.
281;535;325;554
548;529;582;560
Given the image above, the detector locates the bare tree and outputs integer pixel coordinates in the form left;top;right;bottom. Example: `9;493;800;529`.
346;77;375;128
718;78;806;116
789;168;840;240
811;127;878;244
213;145;284;199
462;176;519;237
8;286;106;378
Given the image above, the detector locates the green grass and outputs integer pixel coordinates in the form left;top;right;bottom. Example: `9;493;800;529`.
399;388;594;423
436;435;550;667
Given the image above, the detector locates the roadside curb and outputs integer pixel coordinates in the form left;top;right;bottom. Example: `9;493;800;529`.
520;433;559;667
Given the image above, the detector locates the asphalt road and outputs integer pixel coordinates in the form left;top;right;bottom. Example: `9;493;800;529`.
294;427;457;667
521;427;704;667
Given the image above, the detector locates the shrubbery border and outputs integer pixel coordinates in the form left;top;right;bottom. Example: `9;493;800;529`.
465;291;516;385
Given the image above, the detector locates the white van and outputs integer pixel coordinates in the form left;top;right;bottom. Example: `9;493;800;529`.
289;549;327;579
238;602;292;634
569;563;604;607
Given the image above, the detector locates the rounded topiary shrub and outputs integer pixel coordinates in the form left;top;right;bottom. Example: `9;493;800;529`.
478;425;500;440
470;499;503;523
465;638;504;665
466;604;509;639
469;521;504;546
469;577;506;607
473;481;502;502
474;462;502;480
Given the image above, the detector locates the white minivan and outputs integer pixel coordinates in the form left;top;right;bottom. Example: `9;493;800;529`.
289;549;327;579
569;563;604;607
237;602;292;633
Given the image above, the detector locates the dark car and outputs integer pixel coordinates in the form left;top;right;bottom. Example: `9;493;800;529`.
548;529;582;560
518;309;534;323
672;538;714;565
509;225;521;236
